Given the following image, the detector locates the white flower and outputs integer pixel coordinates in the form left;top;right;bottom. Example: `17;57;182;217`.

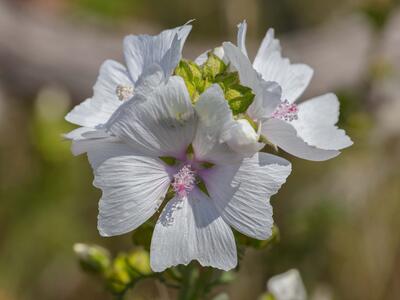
267;269;307;300
91;77;291;272
64;23;192;155
222;21;353;161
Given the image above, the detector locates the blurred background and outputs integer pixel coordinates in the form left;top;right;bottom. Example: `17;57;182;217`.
0;0;400;299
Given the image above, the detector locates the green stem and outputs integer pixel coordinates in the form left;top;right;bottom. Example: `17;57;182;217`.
178;264;200;300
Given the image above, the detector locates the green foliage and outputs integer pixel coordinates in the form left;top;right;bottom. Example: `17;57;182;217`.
360;0;395;29
174;52;255;115
72;0;143;20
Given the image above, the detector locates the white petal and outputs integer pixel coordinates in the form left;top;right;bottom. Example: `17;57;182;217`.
193;84;244;164
123;24;192;82
221;119;264;157
237;20;248;57
262;118;340;161
94;155;170;237
253;29;313;103
291;93;353;150
253;29;281;67
223;42;282;120
109;76;196;158
70;136;119;156
64;127;99;140
247;80;282;121
194;51;209;65
86;139;134;170
202;152;291;240
65;60;129;127
150;189;237;272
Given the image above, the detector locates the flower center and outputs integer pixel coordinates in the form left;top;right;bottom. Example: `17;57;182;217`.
172;165;196;199
272;100;298;122
116;84;134;101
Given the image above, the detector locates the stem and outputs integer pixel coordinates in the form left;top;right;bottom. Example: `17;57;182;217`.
177;264;200;300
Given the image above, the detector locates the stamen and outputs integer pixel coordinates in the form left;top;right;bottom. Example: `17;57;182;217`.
272;100;298;122
172;165;196;199
116;84;134;101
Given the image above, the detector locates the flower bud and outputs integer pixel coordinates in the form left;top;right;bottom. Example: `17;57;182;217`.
73;243;111;274
267;269;307;300
223;119;264;157
127;249;152;276
106;254;133;294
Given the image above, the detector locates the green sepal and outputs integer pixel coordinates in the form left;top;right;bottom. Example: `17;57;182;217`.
200;161;215;169
159;156;177;166
197;179;210;198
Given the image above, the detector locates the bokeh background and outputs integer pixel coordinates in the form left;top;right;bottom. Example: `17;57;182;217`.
1;0;400;299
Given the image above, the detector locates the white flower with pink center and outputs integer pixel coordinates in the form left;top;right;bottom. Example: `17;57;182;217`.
211;21;353;161
64;23;192;155
90;78;291;272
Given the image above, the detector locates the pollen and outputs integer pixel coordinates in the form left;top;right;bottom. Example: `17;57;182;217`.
172;165;196;199
116;84;134;101
272;100;298;122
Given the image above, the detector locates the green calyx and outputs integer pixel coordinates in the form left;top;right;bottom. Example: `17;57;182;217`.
174;51;255;116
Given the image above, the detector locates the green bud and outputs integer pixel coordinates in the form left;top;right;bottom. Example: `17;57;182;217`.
218;271;236;284
224;84;255;115
73;243;111;274
258;292;276;300
174;60;203;101
202;52;227;79
213;293;230;300
215;71;240;87
127;249;152;276
105;254;133;294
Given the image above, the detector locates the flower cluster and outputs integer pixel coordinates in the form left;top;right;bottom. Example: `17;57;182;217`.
65;20;352;272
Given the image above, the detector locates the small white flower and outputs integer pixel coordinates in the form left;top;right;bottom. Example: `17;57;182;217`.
267;269;307;300
91;78;291;272
64;23;192;155
222;21;353;161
